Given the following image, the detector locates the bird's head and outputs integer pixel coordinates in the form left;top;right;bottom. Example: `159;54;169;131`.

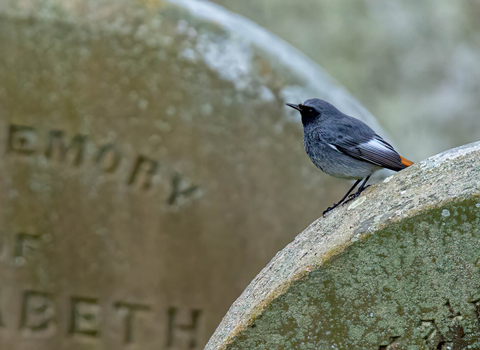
286;98;339;126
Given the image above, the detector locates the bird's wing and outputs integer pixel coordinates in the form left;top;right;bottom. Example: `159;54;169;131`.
328;133;406;171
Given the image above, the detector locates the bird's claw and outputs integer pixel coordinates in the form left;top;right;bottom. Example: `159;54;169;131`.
323;184;372;215
323;201;343;215
322;206;335;215
346;192;360;202
344;185;371;203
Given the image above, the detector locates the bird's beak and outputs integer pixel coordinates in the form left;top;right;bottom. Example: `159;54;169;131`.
286;103;302;112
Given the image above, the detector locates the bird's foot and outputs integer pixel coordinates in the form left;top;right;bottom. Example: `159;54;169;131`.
323;201;342;215
323;184;372;215
344;192;361;204
344;185;371;204
322;206;334;215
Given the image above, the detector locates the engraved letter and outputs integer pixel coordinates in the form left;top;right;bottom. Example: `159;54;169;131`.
96;144;121;173
115;302;150;344
166;308;202;349
168;172;199;205
8;125;38;154
45;130;86;166
20;291;56;336
70;297;101;337
128;156;158;190
15;233;41;265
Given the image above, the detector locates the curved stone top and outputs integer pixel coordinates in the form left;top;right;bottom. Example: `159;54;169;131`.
205;141;480;350
0;0;384;133
163;0;378;128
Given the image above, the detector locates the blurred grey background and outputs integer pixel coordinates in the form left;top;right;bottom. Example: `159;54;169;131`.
212;0;480;160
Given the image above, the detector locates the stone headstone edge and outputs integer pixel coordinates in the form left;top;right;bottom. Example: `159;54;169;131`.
205;140;480;350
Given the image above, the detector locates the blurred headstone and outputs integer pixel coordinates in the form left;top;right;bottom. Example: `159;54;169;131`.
0;0;388;348
212;0;480;161
206;142;480;350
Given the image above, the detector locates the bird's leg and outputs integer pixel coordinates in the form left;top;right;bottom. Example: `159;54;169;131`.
323;179;361;215
345;175;371;203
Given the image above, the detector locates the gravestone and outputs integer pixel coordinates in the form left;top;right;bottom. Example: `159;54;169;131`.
0;0;389;349
206;141;480;350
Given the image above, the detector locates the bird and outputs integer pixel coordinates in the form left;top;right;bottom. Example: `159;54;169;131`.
286;98;413;215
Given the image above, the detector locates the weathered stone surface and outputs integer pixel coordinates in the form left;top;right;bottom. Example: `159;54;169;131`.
206;141;480;350
0;0;387;348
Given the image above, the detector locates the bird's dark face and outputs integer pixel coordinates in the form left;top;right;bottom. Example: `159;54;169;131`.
287;98;340;126
286;101;322;126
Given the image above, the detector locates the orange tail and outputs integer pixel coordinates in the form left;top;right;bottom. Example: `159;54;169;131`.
400;156;414;167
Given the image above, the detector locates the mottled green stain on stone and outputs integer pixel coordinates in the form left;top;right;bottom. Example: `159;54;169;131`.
226;198;480;349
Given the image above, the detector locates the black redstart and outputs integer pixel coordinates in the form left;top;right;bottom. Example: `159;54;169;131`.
287;98;413;215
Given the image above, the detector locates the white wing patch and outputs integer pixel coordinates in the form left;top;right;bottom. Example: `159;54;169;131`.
328;143;341;153
361;138;392;153
331;134;405;171
355;137;403;169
